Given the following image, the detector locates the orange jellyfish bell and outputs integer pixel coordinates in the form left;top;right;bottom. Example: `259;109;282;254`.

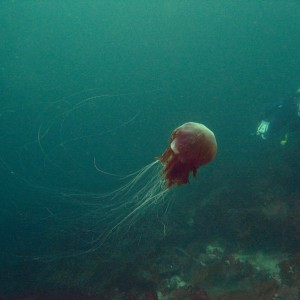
158;122;217;187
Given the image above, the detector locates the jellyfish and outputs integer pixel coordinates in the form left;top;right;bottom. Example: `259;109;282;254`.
5;90;220;258
87;122;217;251
19;103;218;257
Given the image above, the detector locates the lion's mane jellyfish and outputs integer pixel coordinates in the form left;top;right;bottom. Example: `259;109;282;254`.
92;122;217;249
158;122;217;187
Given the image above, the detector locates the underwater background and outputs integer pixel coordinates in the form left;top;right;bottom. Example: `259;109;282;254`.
1;1;300;299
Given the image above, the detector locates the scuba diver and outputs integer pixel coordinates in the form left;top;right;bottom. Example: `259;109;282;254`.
256;88;300;144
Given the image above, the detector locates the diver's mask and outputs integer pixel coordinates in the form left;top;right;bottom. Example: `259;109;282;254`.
256;120;270;139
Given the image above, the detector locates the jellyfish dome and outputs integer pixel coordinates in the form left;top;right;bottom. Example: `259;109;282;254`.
158;122;217;187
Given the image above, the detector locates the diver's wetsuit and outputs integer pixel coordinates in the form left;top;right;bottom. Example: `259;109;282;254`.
257;96;300;140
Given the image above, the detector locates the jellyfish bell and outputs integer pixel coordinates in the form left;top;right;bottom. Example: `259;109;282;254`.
158;122;217;187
